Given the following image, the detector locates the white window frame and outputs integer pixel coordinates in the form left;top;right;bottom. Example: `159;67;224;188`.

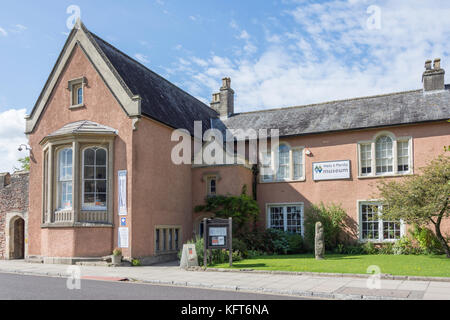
266;202;304;236
56;147;73;211
260;143;305;183
81;146;108;211
357;132;413;178
358;200;405;243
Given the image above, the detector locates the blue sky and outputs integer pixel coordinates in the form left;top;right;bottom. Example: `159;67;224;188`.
0;0;449;172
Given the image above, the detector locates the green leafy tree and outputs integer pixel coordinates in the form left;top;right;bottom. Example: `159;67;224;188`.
194;185;260;237
304;202;347;251
377;154;450;258
14;156;30;172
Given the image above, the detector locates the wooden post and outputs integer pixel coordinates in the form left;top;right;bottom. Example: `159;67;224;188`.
229;217;233;267
203;218;207;269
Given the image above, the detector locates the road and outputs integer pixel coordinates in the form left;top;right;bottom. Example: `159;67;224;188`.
0;272;306;300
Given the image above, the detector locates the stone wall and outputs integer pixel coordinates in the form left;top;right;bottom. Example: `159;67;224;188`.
0;171;29;259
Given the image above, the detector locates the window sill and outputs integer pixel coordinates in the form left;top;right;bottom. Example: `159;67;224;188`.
41;222;113;228
357;173;413;179
69;103;85;110
259;178;306;184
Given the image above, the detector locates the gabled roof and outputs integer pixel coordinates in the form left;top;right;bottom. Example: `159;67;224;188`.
26;20;217;136
221;87;450;137
47;120;118;137
87;33;218;135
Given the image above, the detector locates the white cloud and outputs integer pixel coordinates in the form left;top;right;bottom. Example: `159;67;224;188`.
134;53;150;64
0;27;7;37
172;0;450;112
0;109;27;173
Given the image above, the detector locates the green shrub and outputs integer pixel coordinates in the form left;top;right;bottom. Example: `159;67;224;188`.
304;203;347;251
131;259;142;266
410;225;444;255
239;229;304;255
232;238;249;258
379;242;394;255
393;236;415;255
337;244;366;255
286;233;305;254
363;241;378;255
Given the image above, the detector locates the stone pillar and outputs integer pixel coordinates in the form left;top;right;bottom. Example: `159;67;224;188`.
47;144;54;223
72;141;79;223
315;221;325;260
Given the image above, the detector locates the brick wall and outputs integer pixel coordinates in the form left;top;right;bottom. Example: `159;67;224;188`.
0;171;29;259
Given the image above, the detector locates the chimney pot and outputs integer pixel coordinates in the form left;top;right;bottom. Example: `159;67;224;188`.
211;77;235;118
433;58;441;70
423;58;445;92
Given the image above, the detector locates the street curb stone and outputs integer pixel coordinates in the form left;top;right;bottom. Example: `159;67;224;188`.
199;267;450;283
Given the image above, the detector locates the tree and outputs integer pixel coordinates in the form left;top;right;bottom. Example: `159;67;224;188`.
377;154;450;257
14;156;30;172
194;185;260;237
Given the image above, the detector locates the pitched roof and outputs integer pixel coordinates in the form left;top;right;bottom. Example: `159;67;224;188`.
47;120;118;137
86;30;218;135
221;87;450;137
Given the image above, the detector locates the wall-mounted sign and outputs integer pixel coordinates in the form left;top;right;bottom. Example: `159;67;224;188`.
118;170;127;216
120;217;127;226
118;227;129;248
313;160;351;181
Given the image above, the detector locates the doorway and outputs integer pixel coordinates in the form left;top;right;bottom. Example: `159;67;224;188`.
9;217;25;260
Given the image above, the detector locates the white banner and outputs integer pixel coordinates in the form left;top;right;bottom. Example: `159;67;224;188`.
118;227;129;248
118;170;127;216
313;160;351;181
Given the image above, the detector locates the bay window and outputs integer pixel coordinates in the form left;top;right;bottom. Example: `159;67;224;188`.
40;120;116;227
358;133;412;177
58;148;73;210
82;147;107;210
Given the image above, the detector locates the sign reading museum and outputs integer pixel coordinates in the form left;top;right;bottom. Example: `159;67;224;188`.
313;160;351;181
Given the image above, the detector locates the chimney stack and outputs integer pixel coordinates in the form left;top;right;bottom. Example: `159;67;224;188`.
210;77;234;119
423;58;445;92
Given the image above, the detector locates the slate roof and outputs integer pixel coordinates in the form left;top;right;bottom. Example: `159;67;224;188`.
221;88;450;137
47;120;118;137
83;24;449;139
86;30;218;135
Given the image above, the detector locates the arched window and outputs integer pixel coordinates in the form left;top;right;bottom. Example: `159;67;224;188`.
77;87;83;105
375;135;393;174
58;148;73;210
277;144;290;180
82;147;107;210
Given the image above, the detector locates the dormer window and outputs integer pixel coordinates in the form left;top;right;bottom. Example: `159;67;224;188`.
68;77;87;109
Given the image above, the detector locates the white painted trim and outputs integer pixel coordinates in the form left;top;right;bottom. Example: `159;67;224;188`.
357;200;405;243
81;146;108;211
265;202;305;237
357;131;413;179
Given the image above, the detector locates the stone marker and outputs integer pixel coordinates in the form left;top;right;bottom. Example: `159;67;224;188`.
315;221;325;260
180;244;199;269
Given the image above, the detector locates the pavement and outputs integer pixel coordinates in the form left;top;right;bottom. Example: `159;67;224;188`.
0;260;449;300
